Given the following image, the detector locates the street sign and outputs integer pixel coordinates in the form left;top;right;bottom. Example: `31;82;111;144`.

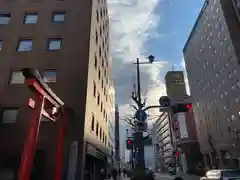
135;109;147;121
136;121;147;132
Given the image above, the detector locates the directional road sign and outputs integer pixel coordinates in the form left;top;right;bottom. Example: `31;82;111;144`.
135;109;147;121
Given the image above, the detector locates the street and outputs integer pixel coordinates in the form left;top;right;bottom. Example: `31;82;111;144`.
154;172;174;180
104;172;200;180
154;172;201;180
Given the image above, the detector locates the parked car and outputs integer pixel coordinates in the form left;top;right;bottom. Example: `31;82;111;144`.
168;167;176;175
200;169;240;180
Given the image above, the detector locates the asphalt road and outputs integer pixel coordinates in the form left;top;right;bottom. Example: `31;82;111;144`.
154;173;174;180
154;172;201;180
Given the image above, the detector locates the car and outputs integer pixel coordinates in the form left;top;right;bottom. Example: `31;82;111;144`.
168;167;176;175
200;169;240;180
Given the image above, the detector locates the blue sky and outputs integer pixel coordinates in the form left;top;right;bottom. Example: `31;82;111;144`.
147;0;204;73
108;0;204;158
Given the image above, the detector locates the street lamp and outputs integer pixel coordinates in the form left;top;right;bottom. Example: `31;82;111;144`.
131;55;155;170
148;55;155;63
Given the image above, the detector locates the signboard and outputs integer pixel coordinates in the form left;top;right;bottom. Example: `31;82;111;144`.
135;110;147;121
136;121;147;132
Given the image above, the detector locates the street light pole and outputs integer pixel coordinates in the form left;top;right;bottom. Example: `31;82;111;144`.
133;55;155;169
136;58;141;107
135;58;145;169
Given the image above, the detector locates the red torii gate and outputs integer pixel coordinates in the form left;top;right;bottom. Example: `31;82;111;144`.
18;68;67;180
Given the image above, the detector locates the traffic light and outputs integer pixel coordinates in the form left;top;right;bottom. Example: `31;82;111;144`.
126;139;133;150
171;103;192;113
175;151;179;157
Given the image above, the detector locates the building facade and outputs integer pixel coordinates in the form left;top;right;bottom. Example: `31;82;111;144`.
107;104;116;171
165;71;187;101
184;0;240;169
154;113;174;171
0;0;114;179
165;71;202;172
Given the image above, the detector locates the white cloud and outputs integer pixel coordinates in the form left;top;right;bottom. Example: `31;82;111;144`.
108;0;168;156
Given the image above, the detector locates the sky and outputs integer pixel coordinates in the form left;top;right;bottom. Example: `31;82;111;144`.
107;0;204;158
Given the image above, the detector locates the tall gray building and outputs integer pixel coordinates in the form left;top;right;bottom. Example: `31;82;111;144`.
165;71;187;100
184;0;240;169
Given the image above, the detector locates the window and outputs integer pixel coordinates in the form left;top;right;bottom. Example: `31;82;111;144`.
99;46;102;56
1;108;18;123
96;123;99;136
102;58;104;67
97;93;100;105
98;70;101;80
43;70;56;82
96;31;98;44
10;71;25;84
47;38;62;50
0;40;2;51
91;114;95;131
52;12;66;23
96;10;99;22
0;13;11;24
100;102;103;112
100;127;102;139
93;81;96;97
101;79;103;88
24;13;38;24
17;39;33;52
94;55;97;69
